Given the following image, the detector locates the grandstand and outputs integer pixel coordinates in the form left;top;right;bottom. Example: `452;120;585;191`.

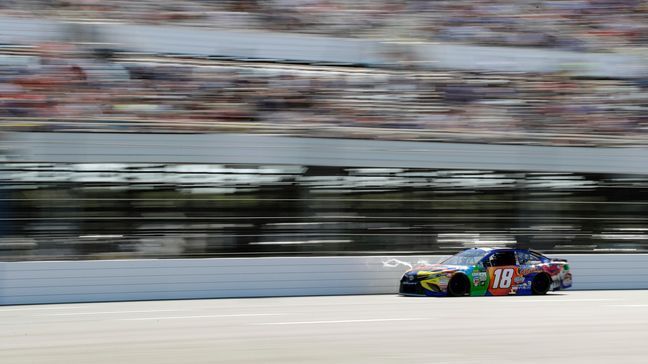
0;0;647;260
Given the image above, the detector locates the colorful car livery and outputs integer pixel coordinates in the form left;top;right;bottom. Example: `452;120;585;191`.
399;248;572;297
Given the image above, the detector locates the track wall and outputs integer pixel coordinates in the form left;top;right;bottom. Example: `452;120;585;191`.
7;133;648;174
1;254;646;305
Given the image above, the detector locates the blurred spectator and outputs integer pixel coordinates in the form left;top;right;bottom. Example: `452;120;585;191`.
0;43;647;145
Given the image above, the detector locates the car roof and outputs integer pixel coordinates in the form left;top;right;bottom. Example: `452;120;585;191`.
460;248;548;261
467;247;505;251
466;247;530;253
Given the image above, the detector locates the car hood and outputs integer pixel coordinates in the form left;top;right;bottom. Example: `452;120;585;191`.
404;264;468;276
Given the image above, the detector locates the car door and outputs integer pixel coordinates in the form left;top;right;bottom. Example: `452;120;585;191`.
515;250;549;294
483;250;520;295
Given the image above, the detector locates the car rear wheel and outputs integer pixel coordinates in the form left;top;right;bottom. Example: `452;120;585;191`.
531;273;551;295
447;275;469;297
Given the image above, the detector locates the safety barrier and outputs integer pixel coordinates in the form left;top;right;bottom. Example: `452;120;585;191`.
6;132;648;174
1;254;646;305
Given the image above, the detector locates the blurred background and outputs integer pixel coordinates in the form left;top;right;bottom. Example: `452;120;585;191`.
0;0;647;260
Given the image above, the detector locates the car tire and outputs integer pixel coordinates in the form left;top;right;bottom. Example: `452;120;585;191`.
531;273;551;295
447;274;469;297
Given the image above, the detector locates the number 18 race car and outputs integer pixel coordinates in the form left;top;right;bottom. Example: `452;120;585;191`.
399;248;572;297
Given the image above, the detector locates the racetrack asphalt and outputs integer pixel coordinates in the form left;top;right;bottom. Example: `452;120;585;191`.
1;290;647;364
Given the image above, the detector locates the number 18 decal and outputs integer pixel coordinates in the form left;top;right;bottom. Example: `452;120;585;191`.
492;268;514;289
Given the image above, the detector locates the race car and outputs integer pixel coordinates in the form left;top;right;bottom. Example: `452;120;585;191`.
399;247;572;297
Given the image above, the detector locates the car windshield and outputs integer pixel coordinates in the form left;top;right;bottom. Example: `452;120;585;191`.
441;249;488;266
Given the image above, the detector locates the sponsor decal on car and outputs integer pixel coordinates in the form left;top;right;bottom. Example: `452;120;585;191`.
518;267;543;276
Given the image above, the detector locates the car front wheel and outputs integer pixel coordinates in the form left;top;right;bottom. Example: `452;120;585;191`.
447;275;469;297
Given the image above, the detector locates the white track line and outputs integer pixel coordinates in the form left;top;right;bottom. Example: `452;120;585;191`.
256;318;418;325
0;306;84;312
508;298;621;303
46;309;184;316
610;304;648;307
121;313;282;321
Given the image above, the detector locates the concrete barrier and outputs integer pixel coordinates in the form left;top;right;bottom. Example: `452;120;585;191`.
563;254;648;290
1;254;646;305
6;133;648;174
0;256;433;305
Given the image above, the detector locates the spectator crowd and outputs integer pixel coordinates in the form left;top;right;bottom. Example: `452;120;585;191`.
1;44;646;145
0;0;647;145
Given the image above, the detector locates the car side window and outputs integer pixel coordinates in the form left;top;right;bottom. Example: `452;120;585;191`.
516;251;530;265
487;251;516;267
517;251;543;265
530;252;546;264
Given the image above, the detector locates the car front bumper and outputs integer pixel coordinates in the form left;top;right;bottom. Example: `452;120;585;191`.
399;278;445;297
